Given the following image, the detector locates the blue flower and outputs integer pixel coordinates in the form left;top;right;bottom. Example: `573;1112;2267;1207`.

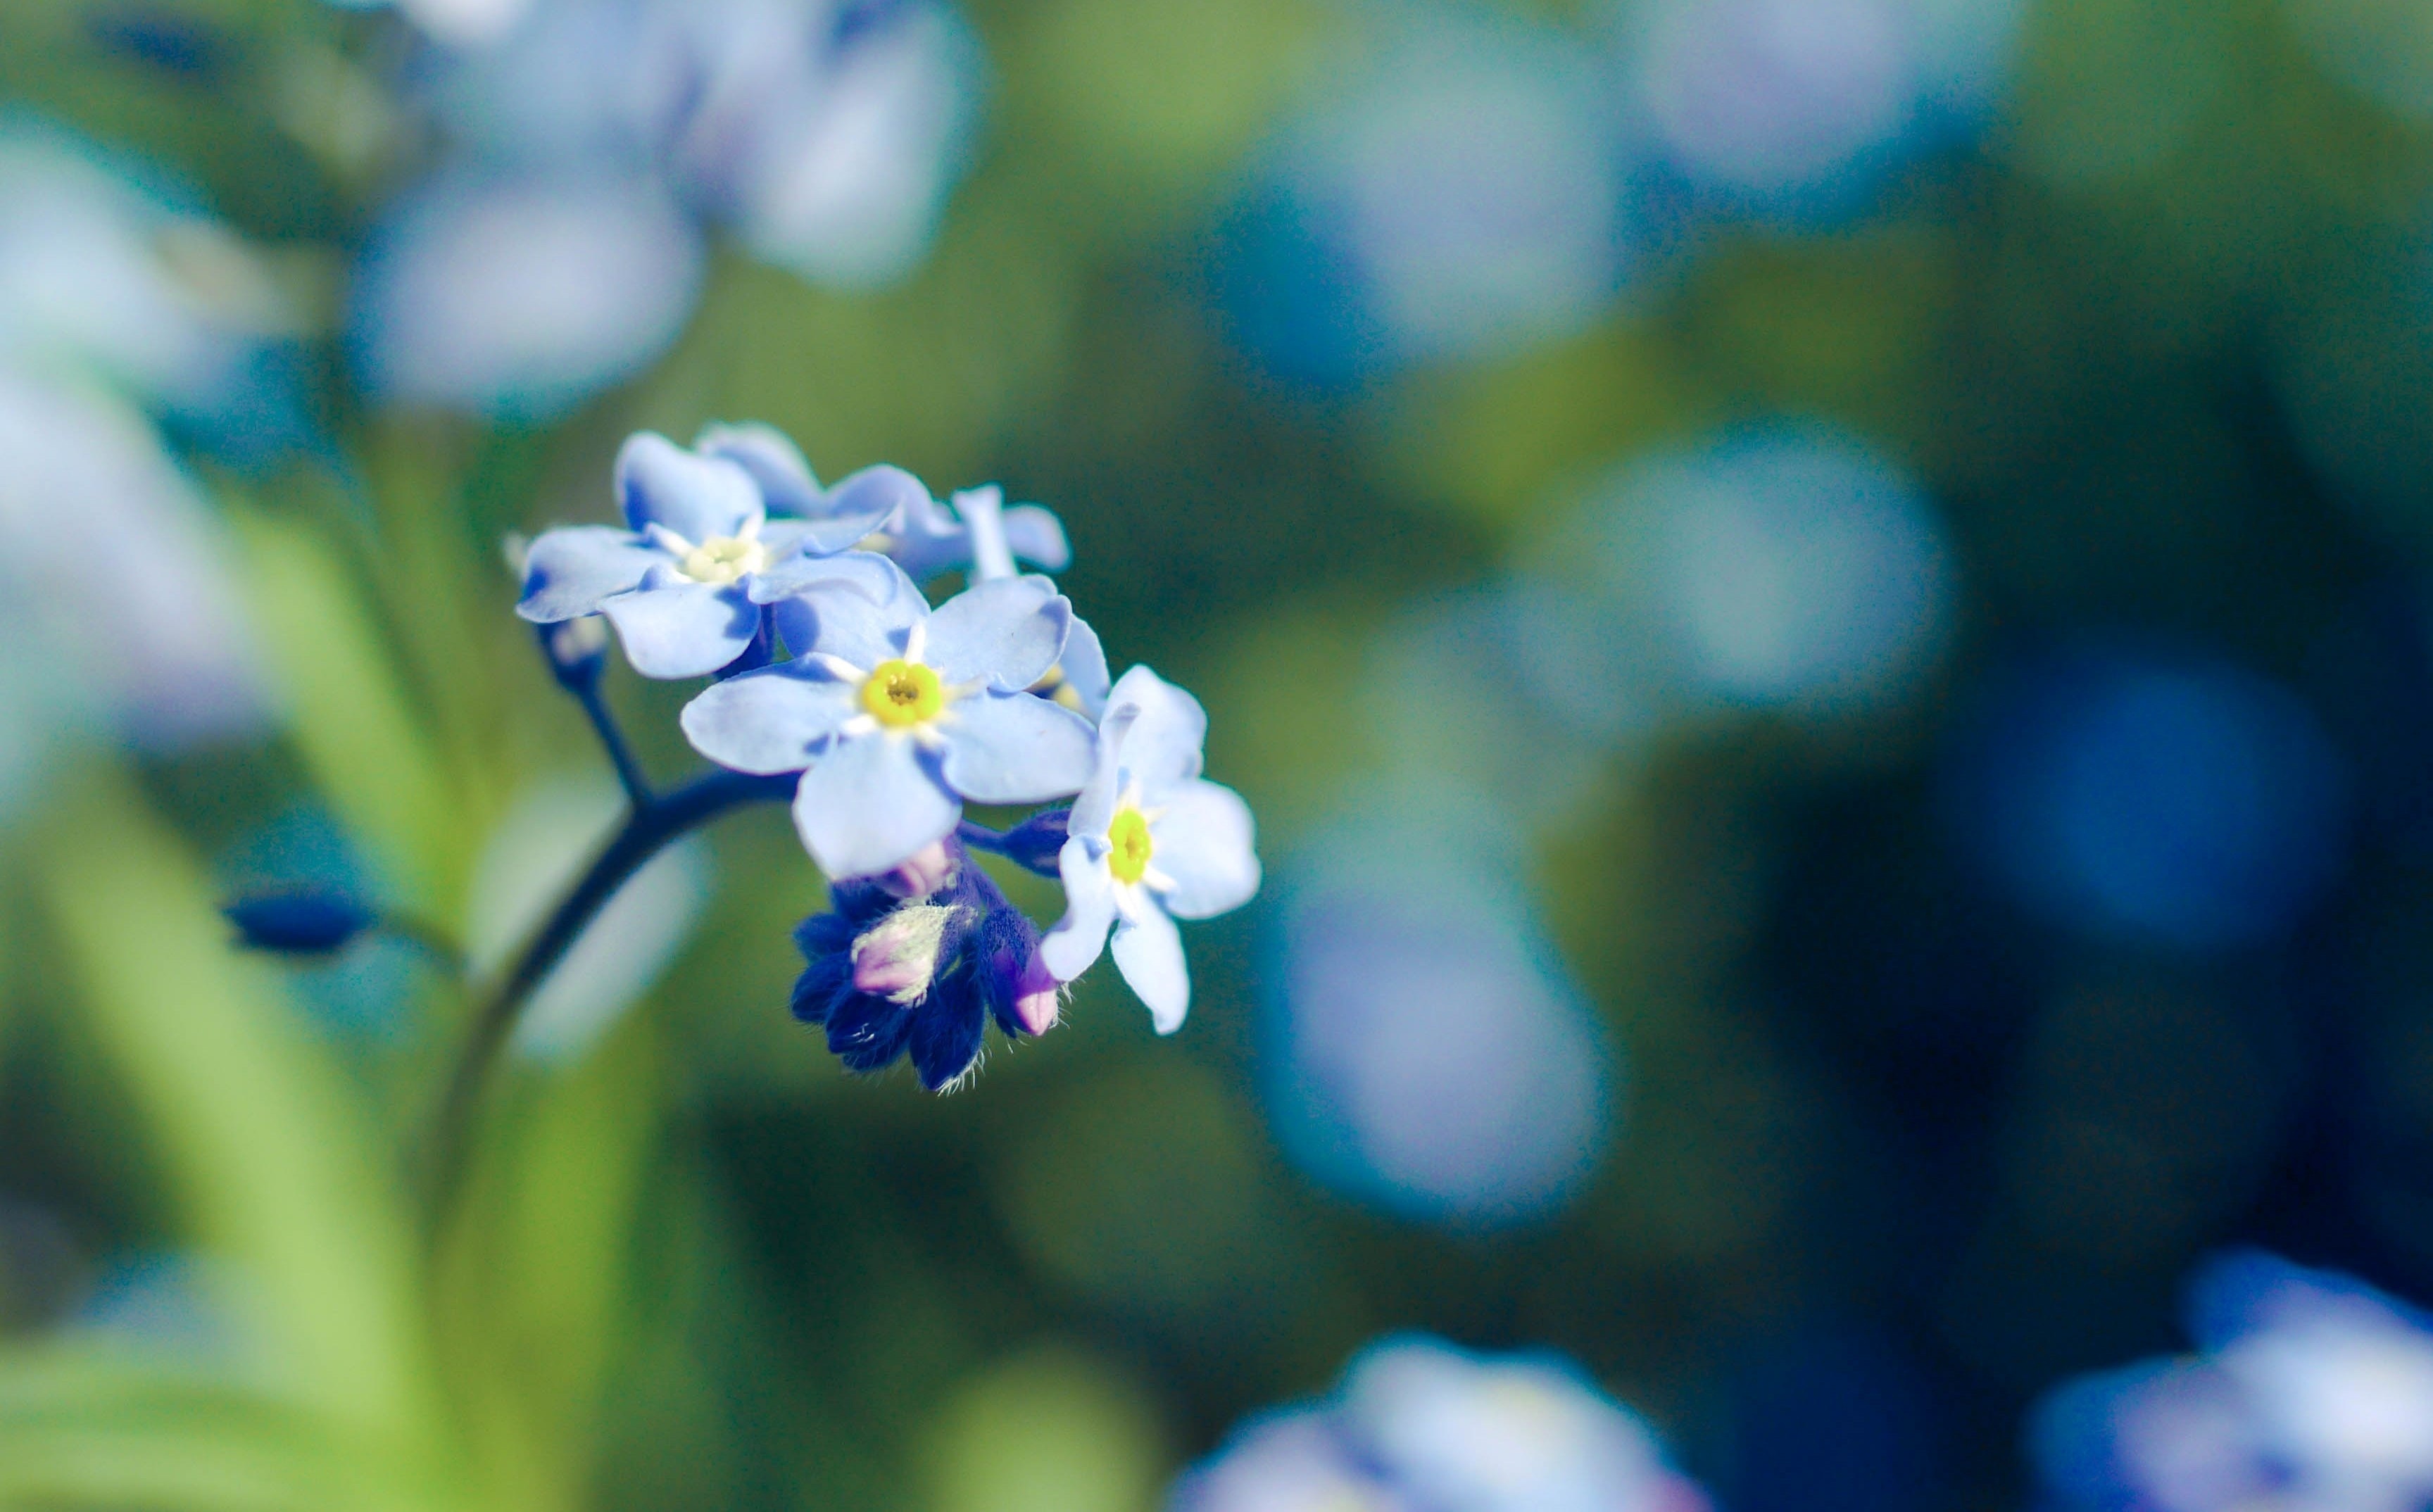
2032;1252;2433;1512
516;429;909;678
691;422;1074;591
680;559;1095;878
878;481;1072;585
1170;1333;1710;1512
790;840;1062;1090
1038;666;1260;1032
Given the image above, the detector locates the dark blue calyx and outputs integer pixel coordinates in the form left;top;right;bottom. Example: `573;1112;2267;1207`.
223;889;377;955
788;840;1050;1092
964;807;1069;878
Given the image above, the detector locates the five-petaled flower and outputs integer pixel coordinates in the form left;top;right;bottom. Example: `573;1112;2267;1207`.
516;428;914;678
1039;665;1261;1031
680;557;1096;879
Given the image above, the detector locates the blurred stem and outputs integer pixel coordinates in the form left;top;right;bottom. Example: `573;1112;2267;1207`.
421;766;794;1243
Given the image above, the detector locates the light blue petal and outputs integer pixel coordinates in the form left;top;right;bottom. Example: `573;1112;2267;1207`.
925;576;1071;688
952;486;1016;581
616;431;761;543
748;547;908;605
1039;836;1117;981
810;465;928;552
599;580;758;679
1150;779;1260;919
793;557;926;671
517;525;661;622
695;421;820;514
1068;705;1136;840
1002;504;1071;573
1055;617;1111;718
1107;664;1207;793
884;489;969;581
938;691;1095;804
793;733;960;879
679;664;857;774
1111;901;1190;1033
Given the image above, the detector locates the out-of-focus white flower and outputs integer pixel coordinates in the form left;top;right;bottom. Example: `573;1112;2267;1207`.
1341;1339;1706;1512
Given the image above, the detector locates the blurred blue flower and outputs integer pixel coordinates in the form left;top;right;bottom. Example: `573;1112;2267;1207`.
0;118;307;458
1528;422;1954;717
2032;1252;2433;1512
1263;790;1610;1226
1623;0;2025;223
350;0;981;416
1172;1334;1711;1512
351;168;705;418
681;565;1093;878
790;838;1060;1090
1220;7;1660;385
1038;665;1261;1033
0;367;270;772
517;429;906;677
1944;647;2351;950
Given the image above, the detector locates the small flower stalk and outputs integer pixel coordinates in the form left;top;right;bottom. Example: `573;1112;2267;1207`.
488;418;1257;1095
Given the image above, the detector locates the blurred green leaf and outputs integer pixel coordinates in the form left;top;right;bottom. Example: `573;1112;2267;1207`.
228;505;462;912
30;773;439;1456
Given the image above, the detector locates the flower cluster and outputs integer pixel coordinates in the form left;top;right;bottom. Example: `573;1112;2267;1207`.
2032;1251;2433;1512
516;424;1259;1088
1170;1334;1712;1512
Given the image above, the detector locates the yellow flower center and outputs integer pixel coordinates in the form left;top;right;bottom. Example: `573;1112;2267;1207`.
677;535;767;586
860;659;945;728
1107;807;1153;886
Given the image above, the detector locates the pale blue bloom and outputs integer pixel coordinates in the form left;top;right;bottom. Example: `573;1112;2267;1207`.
2033;1252;2433;1512
880;482;1073;584
1038;666;1260;1033
691;421;1070;586
680;561;1094;878
351;168;704;420
1264;790;1610;1226
516;429;905;678
348;0;981;415
1171;1334;1711;1512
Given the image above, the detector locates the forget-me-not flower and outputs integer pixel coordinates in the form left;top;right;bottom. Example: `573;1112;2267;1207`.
790;839;1062;1090
516;429;910;678
680;558;1095;878
1038;665;1260;1032
2034;1251;2433;1512
700;420;1070;586
1171;1333;1711;1512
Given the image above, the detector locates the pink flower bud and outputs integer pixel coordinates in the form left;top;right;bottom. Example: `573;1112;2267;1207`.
874;840;957;901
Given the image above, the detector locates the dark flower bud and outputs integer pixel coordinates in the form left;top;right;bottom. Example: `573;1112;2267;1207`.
986;807;1070;878
535;616;610;692
786;839;1062;1092
222;889;377;956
